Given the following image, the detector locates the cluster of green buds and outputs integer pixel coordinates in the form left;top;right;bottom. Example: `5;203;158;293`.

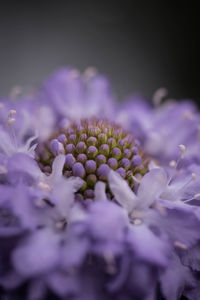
36;119;149;200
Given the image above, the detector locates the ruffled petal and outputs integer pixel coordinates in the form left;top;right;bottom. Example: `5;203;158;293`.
160;253;196;300
7;152;42;183
48;154;65;182
0;128;15;156
129;224;169;267
12;228;60;277
158;200;200;248
137;167;168;208
108;170;137;213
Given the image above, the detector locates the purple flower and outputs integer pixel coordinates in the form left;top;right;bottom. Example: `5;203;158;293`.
1;68;200;299
120;96;200;166
39;67;116;121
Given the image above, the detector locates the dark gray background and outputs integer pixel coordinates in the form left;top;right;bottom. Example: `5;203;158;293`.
0;1;199;101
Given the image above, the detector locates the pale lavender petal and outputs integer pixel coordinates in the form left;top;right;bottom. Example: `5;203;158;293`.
137;168;168;208
108;170;137;213
12;229;60;276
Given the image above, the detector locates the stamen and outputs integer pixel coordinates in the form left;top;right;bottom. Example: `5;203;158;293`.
10;86;22;99
133;218;142;225
55;219;67;229
83;67;97;79
169;160;176;167
174;241;187;250
7;110;17;120
6;110;17;131
192;173;196;180
38;181;51;193
179;144;186;159
152;87;168;106
154;202;167;216
35;199;45;208
6;117;16;128
69;69;80;80
184;190;200;202
168;145;188;186
175;173;198;204
178;173;197;192
5;110;18;149
194;193;200;199
0;165;8;174
183;110;195;120
167;145;186;182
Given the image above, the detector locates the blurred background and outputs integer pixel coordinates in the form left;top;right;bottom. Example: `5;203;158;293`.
0;0;199;101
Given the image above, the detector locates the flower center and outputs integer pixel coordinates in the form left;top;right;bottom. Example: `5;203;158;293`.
36;119;149;200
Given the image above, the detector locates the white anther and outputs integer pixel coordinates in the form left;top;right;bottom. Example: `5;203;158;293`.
192;173;196;180
133;218;142;225
183;111;194;120
35;199;45;208
0;165;8;174
55;221;63;229
38;181;51;193
194;193;200;199
69;69;80;80
179;144;186;159
174;241;188;250
154;202;167;216
83;67;97;79
169;160;176;167
10;86;22;99
152;87;168;106
7;109;17;119
130;209;144;219
6;118;16;128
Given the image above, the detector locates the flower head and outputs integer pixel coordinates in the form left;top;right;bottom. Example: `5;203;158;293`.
1;68;200;300
36;118;149;201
